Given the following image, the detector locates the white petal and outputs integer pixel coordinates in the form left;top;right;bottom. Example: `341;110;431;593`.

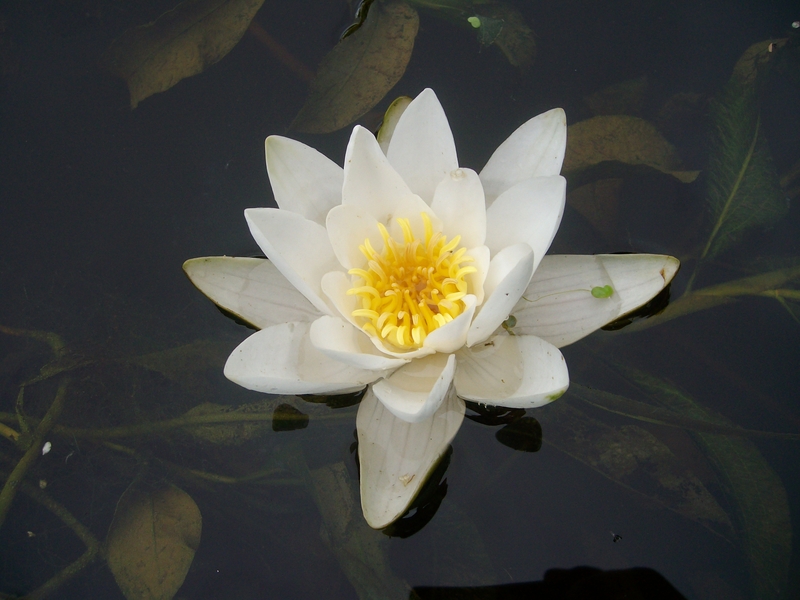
480;108;567;206
265;136;344;226
372;353;456;423
357;386;465;529
183;257;320;328
422;295;476;354
485;175;566;273
465;245;490;306
224;322;383;394
342;126;412;218
386;88;458;203
512;254;680;347
377;96;412;154
245;208;340;316
310;315;409;371
455;334;569;407
430;168;487;248
467;244;534;347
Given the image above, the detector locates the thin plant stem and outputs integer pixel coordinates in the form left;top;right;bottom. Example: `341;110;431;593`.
0;378;69;528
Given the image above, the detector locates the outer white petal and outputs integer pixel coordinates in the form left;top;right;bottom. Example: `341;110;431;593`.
372;353;456;423
422;295;476;354
265;136;343;226
357;385;465;529
321;271;437;361
377;96;412;154
385;88;459;203
245;208;340;315
224;322;383;394
183;257;321;328
342;126;412;219
485;175;566;273
480;108;567;206
467;244;534;347
455;334;569;407
309;315;409;371
430;168;487;249
512;254;680;347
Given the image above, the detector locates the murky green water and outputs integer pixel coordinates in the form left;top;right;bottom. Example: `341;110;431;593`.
1;0;799;598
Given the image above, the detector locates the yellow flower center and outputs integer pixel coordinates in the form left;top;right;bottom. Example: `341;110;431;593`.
347;212;476;350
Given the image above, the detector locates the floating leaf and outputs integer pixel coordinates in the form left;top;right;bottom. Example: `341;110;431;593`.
102;0;266;108
563;115;700;184
106;484;202;600
291;0;419;134
699;39;788;261
619;368;792;599
539;400;734;538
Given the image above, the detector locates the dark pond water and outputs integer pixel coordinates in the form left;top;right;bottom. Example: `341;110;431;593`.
1;0;799;598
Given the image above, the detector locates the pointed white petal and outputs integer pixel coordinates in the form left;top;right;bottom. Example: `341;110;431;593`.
422;295;476;354
183;257;320;328
342;126;412;218
245;208;340;316
358;386;465;529
224;322;383;394
485;175;566;273
310;315;409;371
512;254;680;347
455;334;569;407
372;353;456;423
386;88;458;203
467;244;534;347
430;168;487;249
265;136;343;225
377;96;412;154
480;108;567;206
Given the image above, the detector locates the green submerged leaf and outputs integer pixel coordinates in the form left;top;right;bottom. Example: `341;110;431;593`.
102;0;266;108
700;39;788;261
291;0;419;134
106;483;202;600
539;400;734;539
619;367;792;599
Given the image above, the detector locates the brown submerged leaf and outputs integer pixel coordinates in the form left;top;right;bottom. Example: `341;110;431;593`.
106;484;202;600
103;0;266;108
564;115;700;183
291;0;419;134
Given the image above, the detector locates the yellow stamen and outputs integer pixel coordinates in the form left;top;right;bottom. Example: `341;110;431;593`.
347;212;475;351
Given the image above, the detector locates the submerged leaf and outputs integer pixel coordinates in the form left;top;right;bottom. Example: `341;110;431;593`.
540;400;734;538
620;368;792;599
291;1;419;134
103;0;266;108
106;484;202;600
478;3;535;69
584;75;648;116
563;115;700;184
700;39;788;261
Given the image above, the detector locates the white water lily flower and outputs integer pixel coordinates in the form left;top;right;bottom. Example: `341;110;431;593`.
184;89;679;529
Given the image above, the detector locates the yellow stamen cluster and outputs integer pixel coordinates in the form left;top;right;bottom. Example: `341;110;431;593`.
347;212;476;350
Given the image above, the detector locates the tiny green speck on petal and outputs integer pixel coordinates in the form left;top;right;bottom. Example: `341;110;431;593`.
591;285;614;298
467;16;481;28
